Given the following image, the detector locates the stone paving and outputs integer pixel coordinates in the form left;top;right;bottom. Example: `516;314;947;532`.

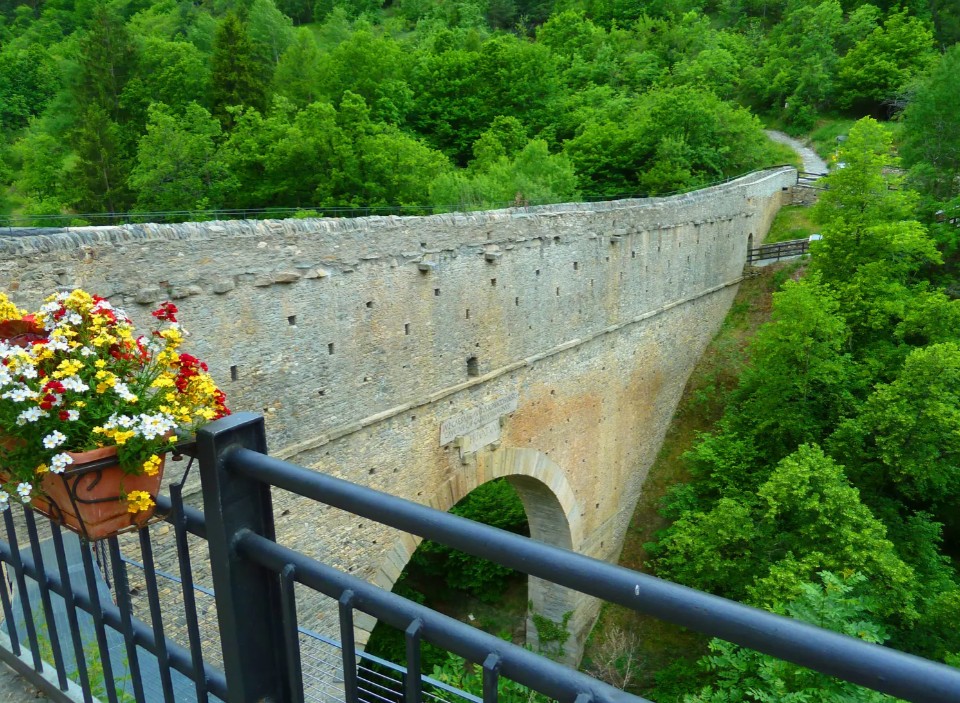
0;662;50;701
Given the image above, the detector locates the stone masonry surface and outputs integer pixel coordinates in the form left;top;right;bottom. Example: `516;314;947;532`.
0;167;795;667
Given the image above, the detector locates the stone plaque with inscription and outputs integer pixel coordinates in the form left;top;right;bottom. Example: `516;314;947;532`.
439;392;519;446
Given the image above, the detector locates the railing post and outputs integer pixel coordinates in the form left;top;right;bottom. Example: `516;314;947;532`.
197;412;290;702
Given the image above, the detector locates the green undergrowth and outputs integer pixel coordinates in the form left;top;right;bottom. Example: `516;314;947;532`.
808;118;857;164
765;204;818;243
581;263;800;699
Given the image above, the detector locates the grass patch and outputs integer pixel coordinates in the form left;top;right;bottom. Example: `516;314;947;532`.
808;117;857;164
581;265;791;699
764;204;817;243
767;140;802;170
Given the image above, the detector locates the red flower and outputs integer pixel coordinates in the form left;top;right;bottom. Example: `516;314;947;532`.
151;302;178;323
42;380;65;394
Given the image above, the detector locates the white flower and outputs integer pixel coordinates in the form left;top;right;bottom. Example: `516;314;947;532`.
47;338;69;352
2;386;34;402
19;365;37;379
61;376;89;392
67;409;80;421
0;491;9;510
16;482;31;503
113;382;137;402
50;453;73;474
138;413;176;440
79;346;96;357
0;369;12;387
42;430;67;449
16;407;44;425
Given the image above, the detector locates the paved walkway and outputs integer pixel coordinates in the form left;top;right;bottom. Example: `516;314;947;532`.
0;662;50;701
765;130;829;175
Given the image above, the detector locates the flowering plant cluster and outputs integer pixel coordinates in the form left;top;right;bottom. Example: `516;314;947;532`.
0;290;229;512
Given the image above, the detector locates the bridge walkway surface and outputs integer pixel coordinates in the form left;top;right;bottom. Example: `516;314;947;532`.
0;662;49;700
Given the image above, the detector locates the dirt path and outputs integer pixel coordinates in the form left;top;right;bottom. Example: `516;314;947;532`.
766;130;829;175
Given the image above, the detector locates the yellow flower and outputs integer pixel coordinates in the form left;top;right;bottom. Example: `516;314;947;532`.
151;375;175;388
126;491;155;514
0;292;24;321
94;359;107;369
142;455;163;477
35;463;49;475
112;430;135;445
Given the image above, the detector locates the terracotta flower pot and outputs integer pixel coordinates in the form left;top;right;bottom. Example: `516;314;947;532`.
34;446;166;541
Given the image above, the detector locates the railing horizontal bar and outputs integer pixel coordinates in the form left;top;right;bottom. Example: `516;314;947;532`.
229;448;960;703
156;494;207;539
236;529;641;703
0;542;228;700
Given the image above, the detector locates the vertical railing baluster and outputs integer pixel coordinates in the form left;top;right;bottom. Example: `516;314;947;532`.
107;537;146;703
279;564;305;703
23;510;69;689
138;527;175;701
79;536;120;703
404;619;423;703
482;653;501;703
4;509;43;671
339;590;359;703
50;524;94;703
170;483;209;702
0;542;22;656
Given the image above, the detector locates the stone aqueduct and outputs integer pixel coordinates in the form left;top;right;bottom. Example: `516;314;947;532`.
0;166;796;662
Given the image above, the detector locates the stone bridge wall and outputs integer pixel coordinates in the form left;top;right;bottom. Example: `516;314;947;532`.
0;167;795;662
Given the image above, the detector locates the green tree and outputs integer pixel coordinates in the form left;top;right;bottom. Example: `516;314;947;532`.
71;1;137;124
685;572;895;703
653;445;917;621
812;118;923;279
900;45;960;203
210;12;269;129
836;10;937;112
273;27;324;107
0;43;59;132
65;105;133;213
750;0;844;123
727;276;858;466
410;479;527;600
121;38;211;123
831;343;960;508
248;0;295;66
12;129;67;201
129;102;233;211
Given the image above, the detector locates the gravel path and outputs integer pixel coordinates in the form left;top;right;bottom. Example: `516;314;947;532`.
765;130;829;175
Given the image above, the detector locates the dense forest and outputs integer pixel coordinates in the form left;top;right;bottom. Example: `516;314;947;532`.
640;115;960;701
0;0;956;221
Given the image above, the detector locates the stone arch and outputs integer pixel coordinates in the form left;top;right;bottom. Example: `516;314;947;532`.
370;447;592;664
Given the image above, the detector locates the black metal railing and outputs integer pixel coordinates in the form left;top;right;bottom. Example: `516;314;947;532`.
0;465;229;703
747;237;812;263
3;411;960;703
